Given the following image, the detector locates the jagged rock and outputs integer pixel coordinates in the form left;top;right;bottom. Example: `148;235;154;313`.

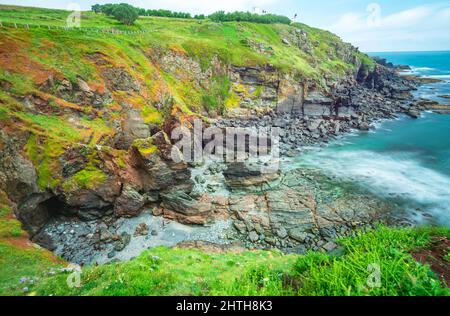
114;185;146;217
358;122;370;131
0;131;39;203
248;231;259;242
288;229;308;243
130;133;192;193
101;67;140;92
60;177;122;220
322;241;339;252
42;76;113;108
406;109;420;119
114;232;131;252
223;162;280;190
282;38;290;46
134;223;149;236
160;191;212;225
16;193;53;236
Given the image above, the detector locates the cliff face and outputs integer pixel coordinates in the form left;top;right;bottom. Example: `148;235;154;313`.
0;8;416;251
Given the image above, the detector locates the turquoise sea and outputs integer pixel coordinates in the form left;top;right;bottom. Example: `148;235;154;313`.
290;52;450;227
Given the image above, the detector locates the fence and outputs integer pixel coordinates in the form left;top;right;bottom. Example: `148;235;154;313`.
0;21;152;35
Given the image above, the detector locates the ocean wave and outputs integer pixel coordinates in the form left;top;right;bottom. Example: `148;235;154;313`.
411;67;436;71
424;75;450;79
300;150;450;226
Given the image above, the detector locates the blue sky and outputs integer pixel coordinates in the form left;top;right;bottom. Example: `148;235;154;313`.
1;0;449;52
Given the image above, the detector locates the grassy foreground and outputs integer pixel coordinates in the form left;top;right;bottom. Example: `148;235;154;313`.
0;225;448;296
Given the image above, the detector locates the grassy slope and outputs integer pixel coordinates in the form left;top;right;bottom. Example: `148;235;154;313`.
1;6;447;297
1;225;448;296
0;6;374;193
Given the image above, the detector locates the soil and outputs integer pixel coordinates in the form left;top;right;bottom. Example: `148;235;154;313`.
412;236;450;287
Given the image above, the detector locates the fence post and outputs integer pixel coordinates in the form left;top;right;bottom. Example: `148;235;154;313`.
14;22;17;28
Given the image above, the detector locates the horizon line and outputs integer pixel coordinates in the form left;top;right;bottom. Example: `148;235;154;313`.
366;50;450;54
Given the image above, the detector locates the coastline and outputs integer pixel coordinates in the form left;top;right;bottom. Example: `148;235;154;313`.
35;59;450;265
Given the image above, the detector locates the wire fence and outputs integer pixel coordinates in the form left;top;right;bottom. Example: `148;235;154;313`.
0;21;152;35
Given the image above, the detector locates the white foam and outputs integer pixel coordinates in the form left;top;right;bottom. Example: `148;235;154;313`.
411;67;436;71
425;75;450;79
300;150;450;226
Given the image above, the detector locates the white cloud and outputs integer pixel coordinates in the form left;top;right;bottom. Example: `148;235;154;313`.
329;3;450;51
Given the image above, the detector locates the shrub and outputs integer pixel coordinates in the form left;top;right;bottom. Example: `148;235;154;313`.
111;4;139;25
209;11;291;24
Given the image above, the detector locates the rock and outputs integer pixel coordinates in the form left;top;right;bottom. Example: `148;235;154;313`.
99;227;113;241
223;162;280;190
151;229;158;236
16;193;52;236
114;232;131;252
275;227;288;239
114;185;146;217
322;241;338;252
282;38;290;45
161;190;212;222
233;221;247;234
134;223;149;236
248;231;259;242
288;229;308;243
406;109;420;119
358;122;370;131
115;106;152;149
265;237;277;246
0;131;39;203
101;67;140;92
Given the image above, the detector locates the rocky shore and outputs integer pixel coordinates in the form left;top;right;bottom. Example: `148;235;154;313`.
22;58;450;264
2;33;448;265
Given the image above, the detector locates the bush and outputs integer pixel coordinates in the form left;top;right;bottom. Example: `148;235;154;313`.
91;3;194;20
209;11;291;24
112;4;139;25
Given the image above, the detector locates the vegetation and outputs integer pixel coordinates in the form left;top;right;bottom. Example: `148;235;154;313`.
91;4;290;24
94;3;139;25
0;225;448;296
209;11;291;25
0;5;425;298
92;3;195;20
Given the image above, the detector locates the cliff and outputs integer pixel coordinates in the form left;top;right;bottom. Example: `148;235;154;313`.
0;6;416;252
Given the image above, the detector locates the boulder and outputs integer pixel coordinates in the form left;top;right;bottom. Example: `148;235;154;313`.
16;193;53;236
114;185;146;217
101;67;140;92
223;162;280;190
0;131;39;203
160;190;212;224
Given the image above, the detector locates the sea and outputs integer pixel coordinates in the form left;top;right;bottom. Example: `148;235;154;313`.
288;51;450;227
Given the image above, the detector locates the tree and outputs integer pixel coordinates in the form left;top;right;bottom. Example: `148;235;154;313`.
112;4;139;25
91;4;101;14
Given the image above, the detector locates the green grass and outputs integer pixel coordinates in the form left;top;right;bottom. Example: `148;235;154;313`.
0;242;62;296
0;226;447;296
61;166;107;191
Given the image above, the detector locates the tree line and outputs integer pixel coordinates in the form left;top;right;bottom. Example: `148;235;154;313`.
91;3;291;25
208;11;291;24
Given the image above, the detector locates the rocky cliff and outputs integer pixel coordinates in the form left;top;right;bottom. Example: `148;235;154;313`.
0;8;421;260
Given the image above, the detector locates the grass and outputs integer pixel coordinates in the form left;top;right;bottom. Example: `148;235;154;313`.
2;5;439;297
0;225;447;296
61;166;107;191
0;6;374;194
0;242;62;296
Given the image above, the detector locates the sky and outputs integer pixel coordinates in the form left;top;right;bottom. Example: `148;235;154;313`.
0;0;449;52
